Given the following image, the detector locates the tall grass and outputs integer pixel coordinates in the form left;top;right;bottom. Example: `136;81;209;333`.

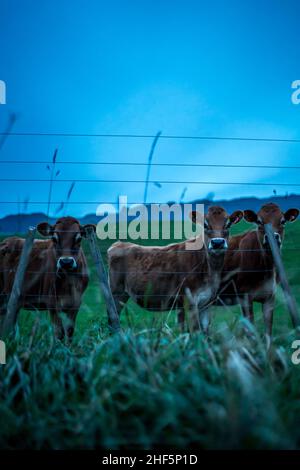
1;317;300;449
46;149;59;220
0;220;299;449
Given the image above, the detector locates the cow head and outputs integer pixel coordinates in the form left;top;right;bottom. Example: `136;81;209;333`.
37;217;96;272
190;206;243;256
243;203;299;249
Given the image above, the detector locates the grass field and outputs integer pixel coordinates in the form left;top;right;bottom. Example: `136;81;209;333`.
1;220;300;449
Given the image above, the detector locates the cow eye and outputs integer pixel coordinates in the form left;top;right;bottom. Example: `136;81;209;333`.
204;220;209;229
74;234;82;244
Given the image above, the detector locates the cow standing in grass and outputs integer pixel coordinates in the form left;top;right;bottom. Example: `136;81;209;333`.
108;206;243;331
0;217;95;341
218;203;299;338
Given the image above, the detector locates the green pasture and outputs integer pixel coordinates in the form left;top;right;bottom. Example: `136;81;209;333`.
14;219;300;339
0;220;300;449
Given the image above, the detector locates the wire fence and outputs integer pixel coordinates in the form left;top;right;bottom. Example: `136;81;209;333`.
1;130;300;143
1;178;300;187
0;129;299;335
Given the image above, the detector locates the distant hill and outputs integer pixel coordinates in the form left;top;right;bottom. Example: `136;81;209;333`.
192;194;300;213
0;194;299;233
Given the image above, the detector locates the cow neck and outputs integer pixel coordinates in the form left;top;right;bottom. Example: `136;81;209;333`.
43;243;57;276
254;230;275;272
192;242;207;270
185;243;208;282
204;244;225;294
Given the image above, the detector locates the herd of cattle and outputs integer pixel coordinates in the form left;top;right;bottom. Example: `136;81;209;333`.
0;202;298;341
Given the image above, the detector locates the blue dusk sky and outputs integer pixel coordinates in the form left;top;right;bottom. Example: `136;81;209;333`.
0;0;300;217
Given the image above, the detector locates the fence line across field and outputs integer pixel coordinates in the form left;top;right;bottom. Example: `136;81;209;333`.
0;224;299;335
1;130;300;143
1;268;300;276
0;200;297;206
1;178;300;187
0;290;297;299
2;246;300;254
0;135;299;334
0;268;284;275
2;160;300;170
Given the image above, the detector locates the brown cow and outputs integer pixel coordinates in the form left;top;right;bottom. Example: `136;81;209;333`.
0;217;95;341
218;203;299;338
108;206;243;331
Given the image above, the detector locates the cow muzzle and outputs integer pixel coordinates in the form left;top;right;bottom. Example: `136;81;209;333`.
57;257;77;271
263;232;282;249
208;238;228;251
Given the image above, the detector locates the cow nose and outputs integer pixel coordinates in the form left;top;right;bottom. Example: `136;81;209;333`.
274;232;282;246
263;233;281;247
57;257;76;270
209;238;227;250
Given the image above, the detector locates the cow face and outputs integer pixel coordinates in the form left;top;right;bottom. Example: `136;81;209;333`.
243;203;299;249
190;206;243;255
37;217;96;272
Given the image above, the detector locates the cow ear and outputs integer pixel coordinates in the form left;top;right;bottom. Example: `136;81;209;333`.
227;210;243;226
189;211;204;225
284;208;299;223
243;210;258;224
36;222;54;237
81;224;96;238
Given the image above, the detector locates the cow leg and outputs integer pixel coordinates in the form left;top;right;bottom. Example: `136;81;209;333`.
112;291;129;317
199;308;211;336
0;300;7;332
0;295;20;332
50;310;64;341
0;294;8;317
262;297;274;346
239;294;254;323
177;309;185;332
0;305;6;317
64;308;78;343
186;305;201;332
109;267;129;319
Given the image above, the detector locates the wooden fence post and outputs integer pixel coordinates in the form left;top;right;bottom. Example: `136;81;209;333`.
264;223;300;329
86;227;121;333
2;227;36;337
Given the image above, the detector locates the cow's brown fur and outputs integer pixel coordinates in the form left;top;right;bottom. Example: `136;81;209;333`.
218;203;299;337
0;217;95;341
108;206;242;331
